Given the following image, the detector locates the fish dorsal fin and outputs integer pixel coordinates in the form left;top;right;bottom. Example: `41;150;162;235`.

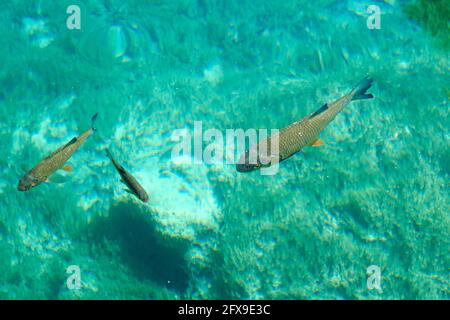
309;103;328;119
63;137;78;148
42;137;78;161
117;165;128;176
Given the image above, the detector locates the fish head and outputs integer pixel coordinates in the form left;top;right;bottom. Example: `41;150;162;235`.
139;191;149;203
236;150;261;173
236;163;260;172
18;174;39;191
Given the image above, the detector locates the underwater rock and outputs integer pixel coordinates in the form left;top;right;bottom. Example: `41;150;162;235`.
203;64;224;85
404;0;450;49
77;18;151;65
2;0;448;300
21;17;54;48
108;25;128;59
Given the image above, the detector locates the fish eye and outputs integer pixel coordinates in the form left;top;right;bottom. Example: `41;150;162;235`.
21;175;38;188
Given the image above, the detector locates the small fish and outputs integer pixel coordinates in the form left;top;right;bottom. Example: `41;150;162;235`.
18;114;98;191
105;148;149;203
237;77;374;172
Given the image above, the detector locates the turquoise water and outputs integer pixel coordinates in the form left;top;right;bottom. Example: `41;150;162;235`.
0;0;448;299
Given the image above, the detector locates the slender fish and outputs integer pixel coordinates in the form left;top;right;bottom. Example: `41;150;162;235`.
18;114;98;191
105;148;149;203
236;77;374;172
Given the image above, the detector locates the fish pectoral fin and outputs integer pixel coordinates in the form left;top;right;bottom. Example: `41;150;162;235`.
310;139;325;147
124;188;134;195
61;164;73;172
120;178;130;187
47;173;67;184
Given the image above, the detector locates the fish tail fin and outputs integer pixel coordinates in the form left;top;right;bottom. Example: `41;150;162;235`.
105;148;113;161
91;113;98;132
105;148;122;171
351;76;374;101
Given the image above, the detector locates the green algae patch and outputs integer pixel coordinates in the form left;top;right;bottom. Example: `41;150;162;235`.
404;0;450;49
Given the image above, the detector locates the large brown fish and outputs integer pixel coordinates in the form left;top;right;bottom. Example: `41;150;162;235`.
18;114;98;191
236;77;374;172
105;148;149;203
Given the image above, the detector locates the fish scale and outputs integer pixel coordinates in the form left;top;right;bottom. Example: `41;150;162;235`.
31;132;91;181
17;114;98;191
236;77;374;172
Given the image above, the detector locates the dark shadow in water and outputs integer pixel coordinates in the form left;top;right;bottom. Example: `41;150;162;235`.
89;200;189;293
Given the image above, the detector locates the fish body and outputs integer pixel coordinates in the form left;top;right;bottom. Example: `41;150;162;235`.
236;77;374;172
18;114;98;190
106;148;149;203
